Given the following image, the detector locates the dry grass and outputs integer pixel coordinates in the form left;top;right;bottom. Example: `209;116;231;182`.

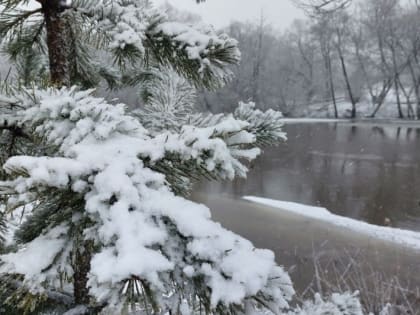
294;248;420;314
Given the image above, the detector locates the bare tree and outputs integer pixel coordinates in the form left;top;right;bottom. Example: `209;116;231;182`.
310;14;339;117
293;0;353;117
293;0;352;16
358;0;401;117
400;4;420;118
251;12;266;106
333;11;358;117
198;0;420;119
287;20;318;105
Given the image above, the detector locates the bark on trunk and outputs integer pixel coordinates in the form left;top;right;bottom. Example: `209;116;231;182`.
251;17;264;106
339;53;356;118
327;56;338;118
408;61;420;119
41;1;91;307
43;1;70;86
335;29;356;118
389;42;403;118
415;81;420;120
369;80;392;118
397;78;414;119
73;241;93;306
394;78;404;119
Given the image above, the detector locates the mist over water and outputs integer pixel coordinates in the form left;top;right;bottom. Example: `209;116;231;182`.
197;122;420;232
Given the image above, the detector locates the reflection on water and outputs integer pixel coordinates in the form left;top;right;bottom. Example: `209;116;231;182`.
196;122;420;231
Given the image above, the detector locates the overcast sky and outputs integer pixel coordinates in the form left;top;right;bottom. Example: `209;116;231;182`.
153;0;306;30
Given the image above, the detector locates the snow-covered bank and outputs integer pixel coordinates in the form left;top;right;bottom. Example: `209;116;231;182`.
281;117;420;126
243;196;420;252
281;118;345;124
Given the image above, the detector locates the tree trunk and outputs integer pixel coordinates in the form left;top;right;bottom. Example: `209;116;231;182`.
43;1;70;86
42;1;91;307
389;42;404;118
251;15;264;106
369;80;392;118
73;241;93;306
408;60;420;119
338;51;356;118
415;80;420;120
335;28;355;118
394;78;404;119
297;38;315;104
354;40;375;102
397;78;414;119
327;55;338;118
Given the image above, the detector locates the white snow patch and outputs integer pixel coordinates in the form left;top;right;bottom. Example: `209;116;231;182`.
280;118;346;124
243;196;420;251
0;225;68;288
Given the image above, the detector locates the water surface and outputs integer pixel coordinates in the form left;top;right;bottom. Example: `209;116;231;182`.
197;122;420;231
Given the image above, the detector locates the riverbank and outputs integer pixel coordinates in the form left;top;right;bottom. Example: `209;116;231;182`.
196;122;420;232
281;117;420;127
192;192;420;292
244;196;420;251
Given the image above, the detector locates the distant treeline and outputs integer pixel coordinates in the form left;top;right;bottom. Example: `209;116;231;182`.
199;0;420;119
0;0;418;119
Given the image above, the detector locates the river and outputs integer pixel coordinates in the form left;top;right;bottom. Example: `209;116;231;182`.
193;121;420;293
197;121;420;231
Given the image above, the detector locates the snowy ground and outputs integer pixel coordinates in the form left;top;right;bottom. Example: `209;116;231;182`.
280;118;346;124
243;196;420;252
295;91;419;120
280;117;420;125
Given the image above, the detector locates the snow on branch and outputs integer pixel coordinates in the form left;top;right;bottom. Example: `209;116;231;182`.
234;102;287;146
0;87;294;313
146;21;240;88
76;0;150;54
75;0;240;88
134;74;286;194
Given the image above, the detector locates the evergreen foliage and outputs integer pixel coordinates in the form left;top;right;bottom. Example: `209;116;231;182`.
0;0;239;89
0;86;292;314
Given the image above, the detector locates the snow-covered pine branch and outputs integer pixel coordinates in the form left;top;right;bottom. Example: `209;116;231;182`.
233;102;287;147
133;69;286;194
134;68;197;134
82;0;240;88
0;0;240;89
0;87;294;314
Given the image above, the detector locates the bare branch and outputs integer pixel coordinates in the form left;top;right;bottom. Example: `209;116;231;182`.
293;0;352;16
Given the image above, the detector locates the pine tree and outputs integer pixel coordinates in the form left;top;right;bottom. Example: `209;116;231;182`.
0;1;293;314
0;1;364;314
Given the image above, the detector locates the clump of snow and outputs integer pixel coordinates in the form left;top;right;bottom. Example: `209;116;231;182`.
235;102;287;145
244;196;420;251
80;1;151;53
0;225;69;293
153;21;240;70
